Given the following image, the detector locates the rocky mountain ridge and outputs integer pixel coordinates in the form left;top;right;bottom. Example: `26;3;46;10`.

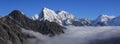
0;10;65;44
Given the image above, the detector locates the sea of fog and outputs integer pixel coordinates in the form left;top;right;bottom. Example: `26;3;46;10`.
22;26;120;44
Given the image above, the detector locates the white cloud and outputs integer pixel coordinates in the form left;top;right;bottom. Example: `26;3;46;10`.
22;26;120;44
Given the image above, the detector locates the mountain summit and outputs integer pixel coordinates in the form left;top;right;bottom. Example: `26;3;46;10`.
32;8;83;26
39;8;58;21
95;14;116;26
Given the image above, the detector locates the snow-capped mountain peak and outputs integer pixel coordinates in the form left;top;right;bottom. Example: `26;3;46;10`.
108;16;120;26
32;8;78;25
56;10;77;25
32;14;39;20
57;10;76;20
39;7;58;22
96;14;115;22
94;14;116;26
98;14;115;22
42;7;54;12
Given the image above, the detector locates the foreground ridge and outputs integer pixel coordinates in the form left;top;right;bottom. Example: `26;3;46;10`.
0;10;65;44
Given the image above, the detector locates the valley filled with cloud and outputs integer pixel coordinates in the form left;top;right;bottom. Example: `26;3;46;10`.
23;26;120;44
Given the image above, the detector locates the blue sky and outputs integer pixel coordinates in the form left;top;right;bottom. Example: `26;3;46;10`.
0;0;120;19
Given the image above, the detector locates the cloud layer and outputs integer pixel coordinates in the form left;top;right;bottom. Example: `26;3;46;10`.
22;26;120;44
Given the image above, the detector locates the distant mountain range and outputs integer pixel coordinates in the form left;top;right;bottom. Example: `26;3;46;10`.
32;7;120;26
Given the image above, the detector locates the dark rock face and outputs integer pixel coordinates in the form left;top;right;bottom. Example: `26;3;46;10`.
0;20;25;44
72;19;93;26
95;22;107;26
0;10;65;44
72;21;83;26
